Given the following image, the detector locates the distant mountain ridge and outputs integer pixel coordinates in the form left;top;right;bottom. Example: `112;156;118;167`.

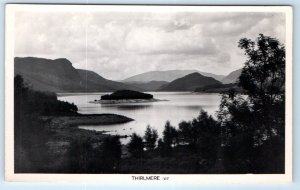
158;72;222;91
15;57;242;93
123;70;225;83
15;57;140;93
123;81;168;91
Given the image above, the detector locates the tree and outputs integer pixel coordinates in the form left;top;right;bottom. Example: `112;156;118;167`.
218;34;285;141
217;34;286;173
238;34;285;140
157;138;166;157
178;121;193;144
162;121;178;148
190;111;221;161
144;125;158;151
128;133;144;158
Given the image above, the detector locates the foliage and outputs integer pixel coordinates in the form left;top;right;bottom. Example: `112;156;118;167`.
14;114;52;173
15;75;78;116
101;90;153;100
67;137;93;172
238;34;285;139
100;136;122;171
144;125;158;151
128;133;144;158
162;121;178;149
178;120;193;144
102;136;122;161
14;75;79;172
157;138;166;157
67;136;122;173
216;34;285;173
175;110;221;163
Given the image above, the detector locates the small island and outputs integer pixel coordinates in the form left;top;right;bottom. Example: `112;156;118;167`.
92;90;165;104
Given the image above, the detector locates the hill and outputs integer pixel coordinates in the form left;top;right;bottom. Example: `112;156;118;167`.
14;57;139;93
123;70;224;83
222;68;242;84
158;72;222;91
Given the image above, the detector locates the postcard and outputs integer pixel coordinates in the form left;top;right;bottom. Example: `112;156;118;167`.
5;4;293;184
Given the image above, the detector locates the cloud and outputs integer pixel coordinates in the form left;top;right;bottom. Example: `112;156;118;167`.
14;9;286;80
124;25;218;55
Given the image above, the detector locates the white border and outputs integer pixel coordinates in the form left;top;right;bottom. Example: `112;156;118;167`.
5;4;293;184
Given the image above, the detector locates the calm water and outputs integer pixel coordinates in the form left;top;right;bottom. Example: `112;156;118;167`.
58;92;221;144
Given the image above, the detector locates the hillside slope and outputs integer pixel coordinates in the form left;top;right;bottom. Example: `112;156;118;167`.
222;68;242;84
158;72;222;91
15;57;138;92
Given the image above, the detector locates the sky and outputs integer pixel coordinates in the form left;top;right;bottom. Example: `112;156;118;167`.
14;6;286;80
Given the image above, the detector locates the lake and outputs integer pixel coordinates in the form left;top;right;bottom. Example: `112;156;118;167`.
58;92;222;144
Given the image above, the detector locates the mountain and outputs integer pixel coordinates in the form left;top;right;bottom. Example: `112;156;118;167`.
158;72;222;91
15;57;82;92
222;68;242;84
124;81;168;91
123;70;225;83
14;57;139;93
76;69;142;92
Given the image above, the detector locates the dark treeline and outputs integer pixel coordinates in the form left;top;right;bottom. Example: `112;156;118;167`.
14;75;78;117
66;136;122;173
14;75;79;172
14;34;285;174
194;83;244;93
123;34;285;174
101;90;153;100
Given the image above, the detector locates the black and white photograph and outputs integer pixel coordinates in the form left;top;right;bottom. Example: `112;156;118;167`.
5;4;292;183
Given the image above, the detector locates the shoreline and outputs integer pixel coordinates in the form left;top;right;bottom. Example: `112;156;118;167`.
43;114;134;127
90;98;168;104
42;114;134;157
